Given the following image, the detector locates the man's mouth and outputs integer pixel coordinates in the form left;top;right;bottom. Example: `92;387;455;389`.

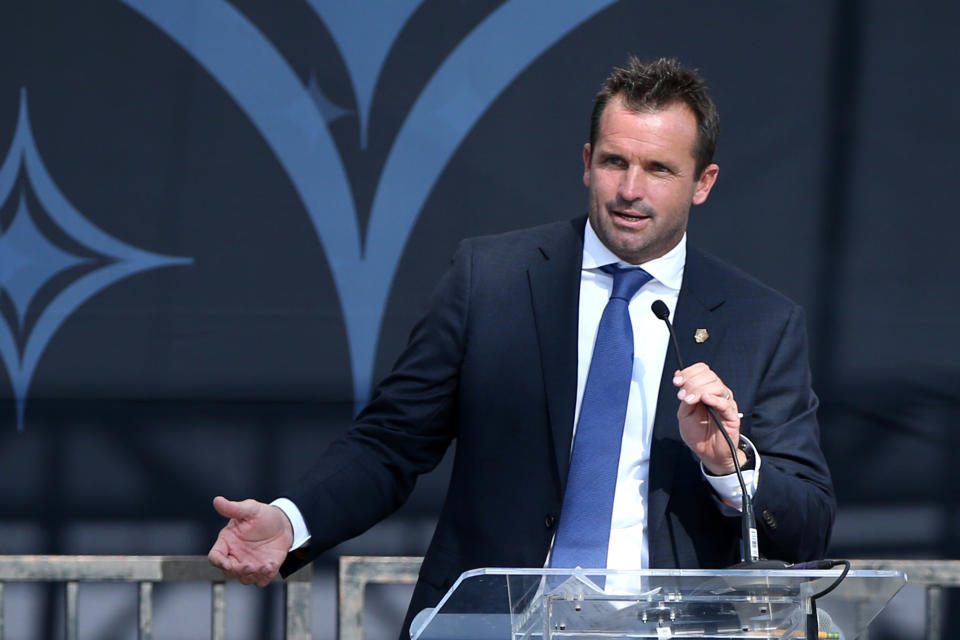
612;210;650;222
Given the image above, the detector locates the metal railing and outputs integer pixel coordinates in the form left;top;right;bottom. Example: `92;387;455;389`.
3;555;958;639
850;559;960;640
0;555;311;640
338;556;421;640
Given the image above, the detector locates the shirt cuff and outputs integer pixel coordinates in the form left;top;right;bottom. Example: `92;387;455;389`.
701;436;761;510
270;497;312;551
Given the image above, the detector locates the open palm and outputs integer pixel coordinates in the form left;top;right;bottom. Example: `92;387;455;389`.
207;496;292;587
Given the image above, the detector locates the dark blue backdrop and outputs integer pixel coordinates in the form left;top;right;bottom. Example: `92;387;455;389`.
1;1;957;637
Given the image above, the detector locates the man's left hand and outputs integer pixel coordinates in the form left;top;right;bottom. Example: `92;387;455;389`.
673;362;746;475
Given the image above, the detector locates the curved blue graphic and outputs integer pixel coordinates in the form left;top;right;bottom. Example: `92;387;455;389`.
0;90;193;430
120;0;615;410
305;0;423;148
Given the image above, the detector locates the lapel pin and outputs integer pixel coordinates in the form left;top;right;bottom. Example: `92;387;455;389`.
694;328;709;343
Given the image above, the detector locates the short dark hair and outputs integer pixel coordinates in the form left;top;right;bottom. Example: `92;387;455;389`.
589;57;719;176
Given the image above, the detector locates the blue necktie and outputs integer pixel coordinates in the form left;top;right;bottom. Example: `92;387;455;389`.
550;265;653;572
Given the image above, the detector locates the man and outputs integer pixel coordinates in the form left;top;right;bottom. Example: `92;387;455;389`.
208;57;835;638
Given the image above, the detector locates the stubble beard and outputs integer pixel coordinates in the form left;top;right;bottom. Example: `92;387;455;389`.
589;198;687;265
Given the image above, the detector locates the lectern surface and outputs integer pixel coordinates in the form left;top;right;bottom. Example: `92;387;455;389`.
410;568;906;640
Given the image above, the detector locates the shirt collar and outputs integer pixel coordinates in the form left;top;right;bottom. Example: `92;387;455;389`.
582;219;686;292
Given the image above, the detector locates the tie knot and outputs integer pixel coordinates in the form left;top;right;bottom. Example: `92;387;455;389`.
602;265;652;301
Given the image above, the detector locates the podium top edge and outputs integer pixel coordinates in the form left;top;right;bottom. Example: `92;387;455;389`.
457;567;905;580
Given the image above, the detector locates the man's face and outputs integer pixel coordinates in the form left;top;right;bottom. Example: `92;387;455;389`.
583;96;719;264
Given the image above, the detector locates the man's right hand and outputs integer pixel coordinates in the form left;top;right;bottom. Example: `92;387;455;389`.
207;496;293;587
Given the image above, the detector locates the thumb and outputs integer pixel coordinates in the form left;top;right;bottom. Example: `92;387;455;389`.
212;496;260;521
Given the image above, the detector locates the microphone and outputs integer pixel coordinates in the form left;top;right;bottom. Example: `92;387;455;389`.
651;300;760;565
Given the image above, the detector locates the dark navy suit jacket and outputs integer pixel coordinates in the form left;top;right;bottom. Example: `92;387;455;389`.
281;217;835;638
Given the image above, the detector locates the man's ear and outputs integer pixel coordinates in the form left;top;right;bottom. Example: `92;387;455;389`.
692;163;719;205
582;143;592;188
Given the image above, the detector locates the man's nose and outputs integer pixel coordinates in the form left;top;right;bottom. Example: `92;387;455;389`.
619;167;645;201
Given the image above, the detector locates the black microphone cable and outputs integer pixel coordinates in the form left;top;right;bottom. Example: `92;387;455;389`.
651;300;760;564
804;559;850;640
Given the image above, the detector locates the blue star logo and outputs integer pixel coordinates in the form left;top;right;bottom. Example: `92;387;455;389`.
0;194;90;327
0;89;192;431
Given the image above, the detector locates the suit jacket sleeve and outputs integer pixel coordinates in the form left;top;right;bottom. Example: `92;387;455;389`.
746;303;835;562
280;239;472;573
651;248;835;568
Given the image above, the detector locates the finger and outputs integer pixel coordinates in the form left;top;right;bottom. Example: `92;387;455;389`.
236;561;261;584
208;546;237;575
255;567;277;587
255;571;276;588
213;496;259;521
674;376;716;400
715;381;732;400
208;545;227;568
672;370;685;388
678;387;701;405
698;389;739;418
676;374;729;403
676;382;722;405
680;367;723;391
695;383;734;406
212;496;238;519
236;562;275;588
674;362;712;384
679;362;710;375
221;566;242;581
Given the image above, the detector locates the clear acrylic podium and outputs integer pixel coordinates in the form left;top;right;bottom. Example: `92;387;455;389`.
410;567;906;639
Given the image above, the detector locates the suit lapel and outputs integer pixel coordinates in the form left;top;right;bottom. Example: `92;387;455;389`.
647;247;727;561
528;218;584;495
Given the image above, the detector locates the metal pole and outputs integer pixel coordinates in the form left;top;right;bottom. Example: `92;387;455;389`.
138;581;153;640
211;582;226;640
926;585;944;640
65;581;79;640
